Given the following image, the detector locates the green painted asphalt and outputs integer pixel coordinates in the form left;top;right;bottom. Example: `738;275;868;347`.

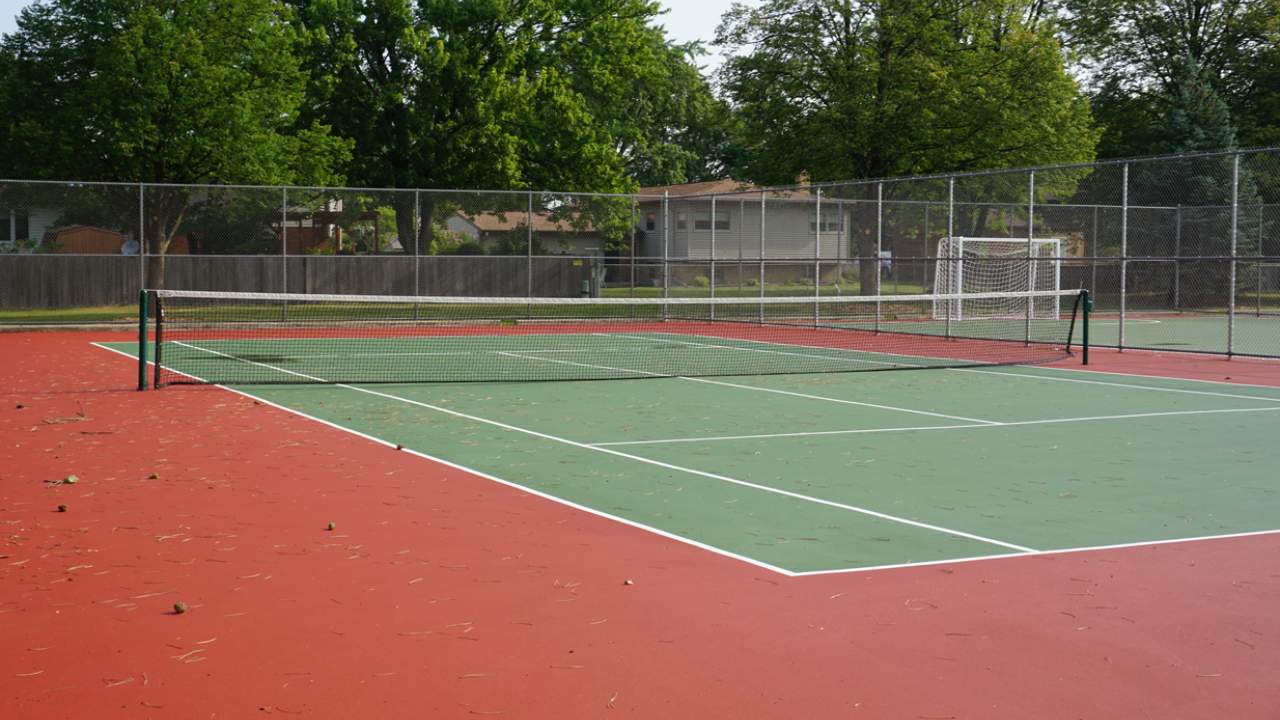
104;341;1280;573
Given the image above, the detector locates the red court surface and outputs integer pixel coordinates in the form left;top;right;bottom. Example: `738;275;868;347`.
3;331;1279;718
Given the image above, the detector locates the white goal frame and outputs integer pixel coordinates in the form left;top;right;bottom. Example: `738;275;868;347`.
932;237;1062;320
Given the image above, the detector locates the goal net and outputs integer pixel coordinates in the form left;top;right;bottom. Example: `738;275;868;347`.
932;237;1062;320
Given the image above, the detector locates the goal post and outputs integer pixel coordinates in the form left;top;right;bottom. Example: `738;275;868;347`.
933;236;1062;320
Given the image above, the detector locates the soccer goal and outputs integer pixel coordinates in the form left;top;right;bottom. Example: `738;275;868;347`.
932;237;1062;320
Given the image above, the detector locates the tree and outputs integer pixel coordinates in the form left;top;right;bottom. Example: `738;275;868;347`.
1062;0;1277;98
1061;0;1279;157
288;0;727;255
0;0;350;287
716;0;1098;292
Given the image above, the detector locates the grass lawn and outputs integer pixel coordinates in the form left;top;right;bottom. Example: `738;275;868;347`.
0;305;137;324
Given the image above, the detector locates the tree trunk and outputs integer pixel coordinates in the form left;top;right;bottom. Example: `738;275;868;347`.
145;234;170;290
418;195;436;254
394;193;418;255
852;202;880;295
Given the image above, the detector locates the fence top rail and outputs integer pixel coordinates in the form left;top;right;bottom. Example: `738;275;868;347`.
2;148;1277;207
675;145;1280;200
0;177;664;200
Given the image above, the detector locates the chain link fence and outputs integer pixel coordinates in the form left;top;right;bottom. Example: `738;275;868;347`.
2;148;1278;357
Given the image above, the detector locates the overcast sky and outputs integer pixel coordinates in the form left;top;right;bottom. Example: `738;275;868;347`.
0;1;747;71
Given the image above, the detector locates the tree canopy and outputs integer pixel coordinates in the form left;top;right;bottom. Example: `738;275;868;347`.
0;0;351;283
715;0;1098;185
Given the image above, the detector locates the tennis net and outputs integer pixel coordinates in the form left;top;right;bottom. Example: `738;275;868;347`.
138;288;1089;388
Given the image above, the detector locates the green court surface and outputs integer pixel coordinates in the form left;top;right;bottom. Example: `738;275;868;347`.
103;340;1280;574
1087;313;1280;355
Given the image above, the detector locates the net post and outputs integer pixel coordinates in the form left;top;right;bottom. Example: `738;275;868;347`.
814;187;821;327
137;289;149;391
1082;289;1091;365
1229;153;1239;357
152;291;164;390
1119;163;1128;351
1026;170;1035;345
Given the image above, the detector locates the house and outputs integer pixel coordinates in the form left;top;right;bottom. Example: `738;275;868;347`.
0;206;57;250
446;210;602;255
637;179;848;261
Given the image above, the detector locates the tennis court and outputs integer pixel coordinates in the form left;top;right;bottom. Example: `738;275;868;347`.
7;288;1280;719
97;292;1280;576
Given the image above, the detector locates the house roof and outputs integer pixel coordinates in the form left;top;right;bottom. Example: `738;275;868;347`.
638;179;758;197
456;211;595;234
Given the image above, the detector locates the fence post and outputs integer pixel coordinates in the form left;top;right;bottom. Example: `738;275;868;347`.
759;191;766;322
414;190;421;298
1259;202;1265;318
1120;163;1128;351
1091;204;1098;305
281;187;289;295
629;196;637;298
875;182;883;333
1026;170;1035;344
710;194;717;319
527;191;534;299
662;191;670;317
945;177;954;338
814;187;822;326
1174;204;1182;309
1229;153;1239;356
138;183;146;291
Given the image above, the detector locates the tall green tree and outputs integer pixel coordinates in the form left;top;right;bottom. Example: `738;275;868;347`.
716;0;1098;291
0;0;350;286
1062;0;1280;156
289;0;727;255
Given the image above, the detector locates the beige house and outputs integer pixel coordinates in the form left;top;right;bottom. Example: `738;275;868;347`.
637;179;849;261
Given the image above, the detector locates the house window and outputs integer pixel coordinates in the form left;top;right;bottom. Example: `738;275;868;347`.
0;210;29;243
675;212;687;230
693;211;731;231
809;212;841;233
645;213;656;232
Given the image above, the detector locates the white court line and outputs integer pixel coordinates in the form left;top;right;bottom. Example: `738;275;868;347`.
344;383;1036;554
590;405;1280;447
790;528;1280;577
175;347;674;361
94;340;1280;577
956;367;1280;404
91;342;794;576
1017;362;1280;392
684;377;1001;425
158;342;1036;555
500;348;1000;425
601;331;908;369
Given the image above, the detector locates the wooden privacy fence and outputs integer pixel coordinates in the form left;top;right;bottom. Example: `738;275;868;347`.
0;254;596;309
